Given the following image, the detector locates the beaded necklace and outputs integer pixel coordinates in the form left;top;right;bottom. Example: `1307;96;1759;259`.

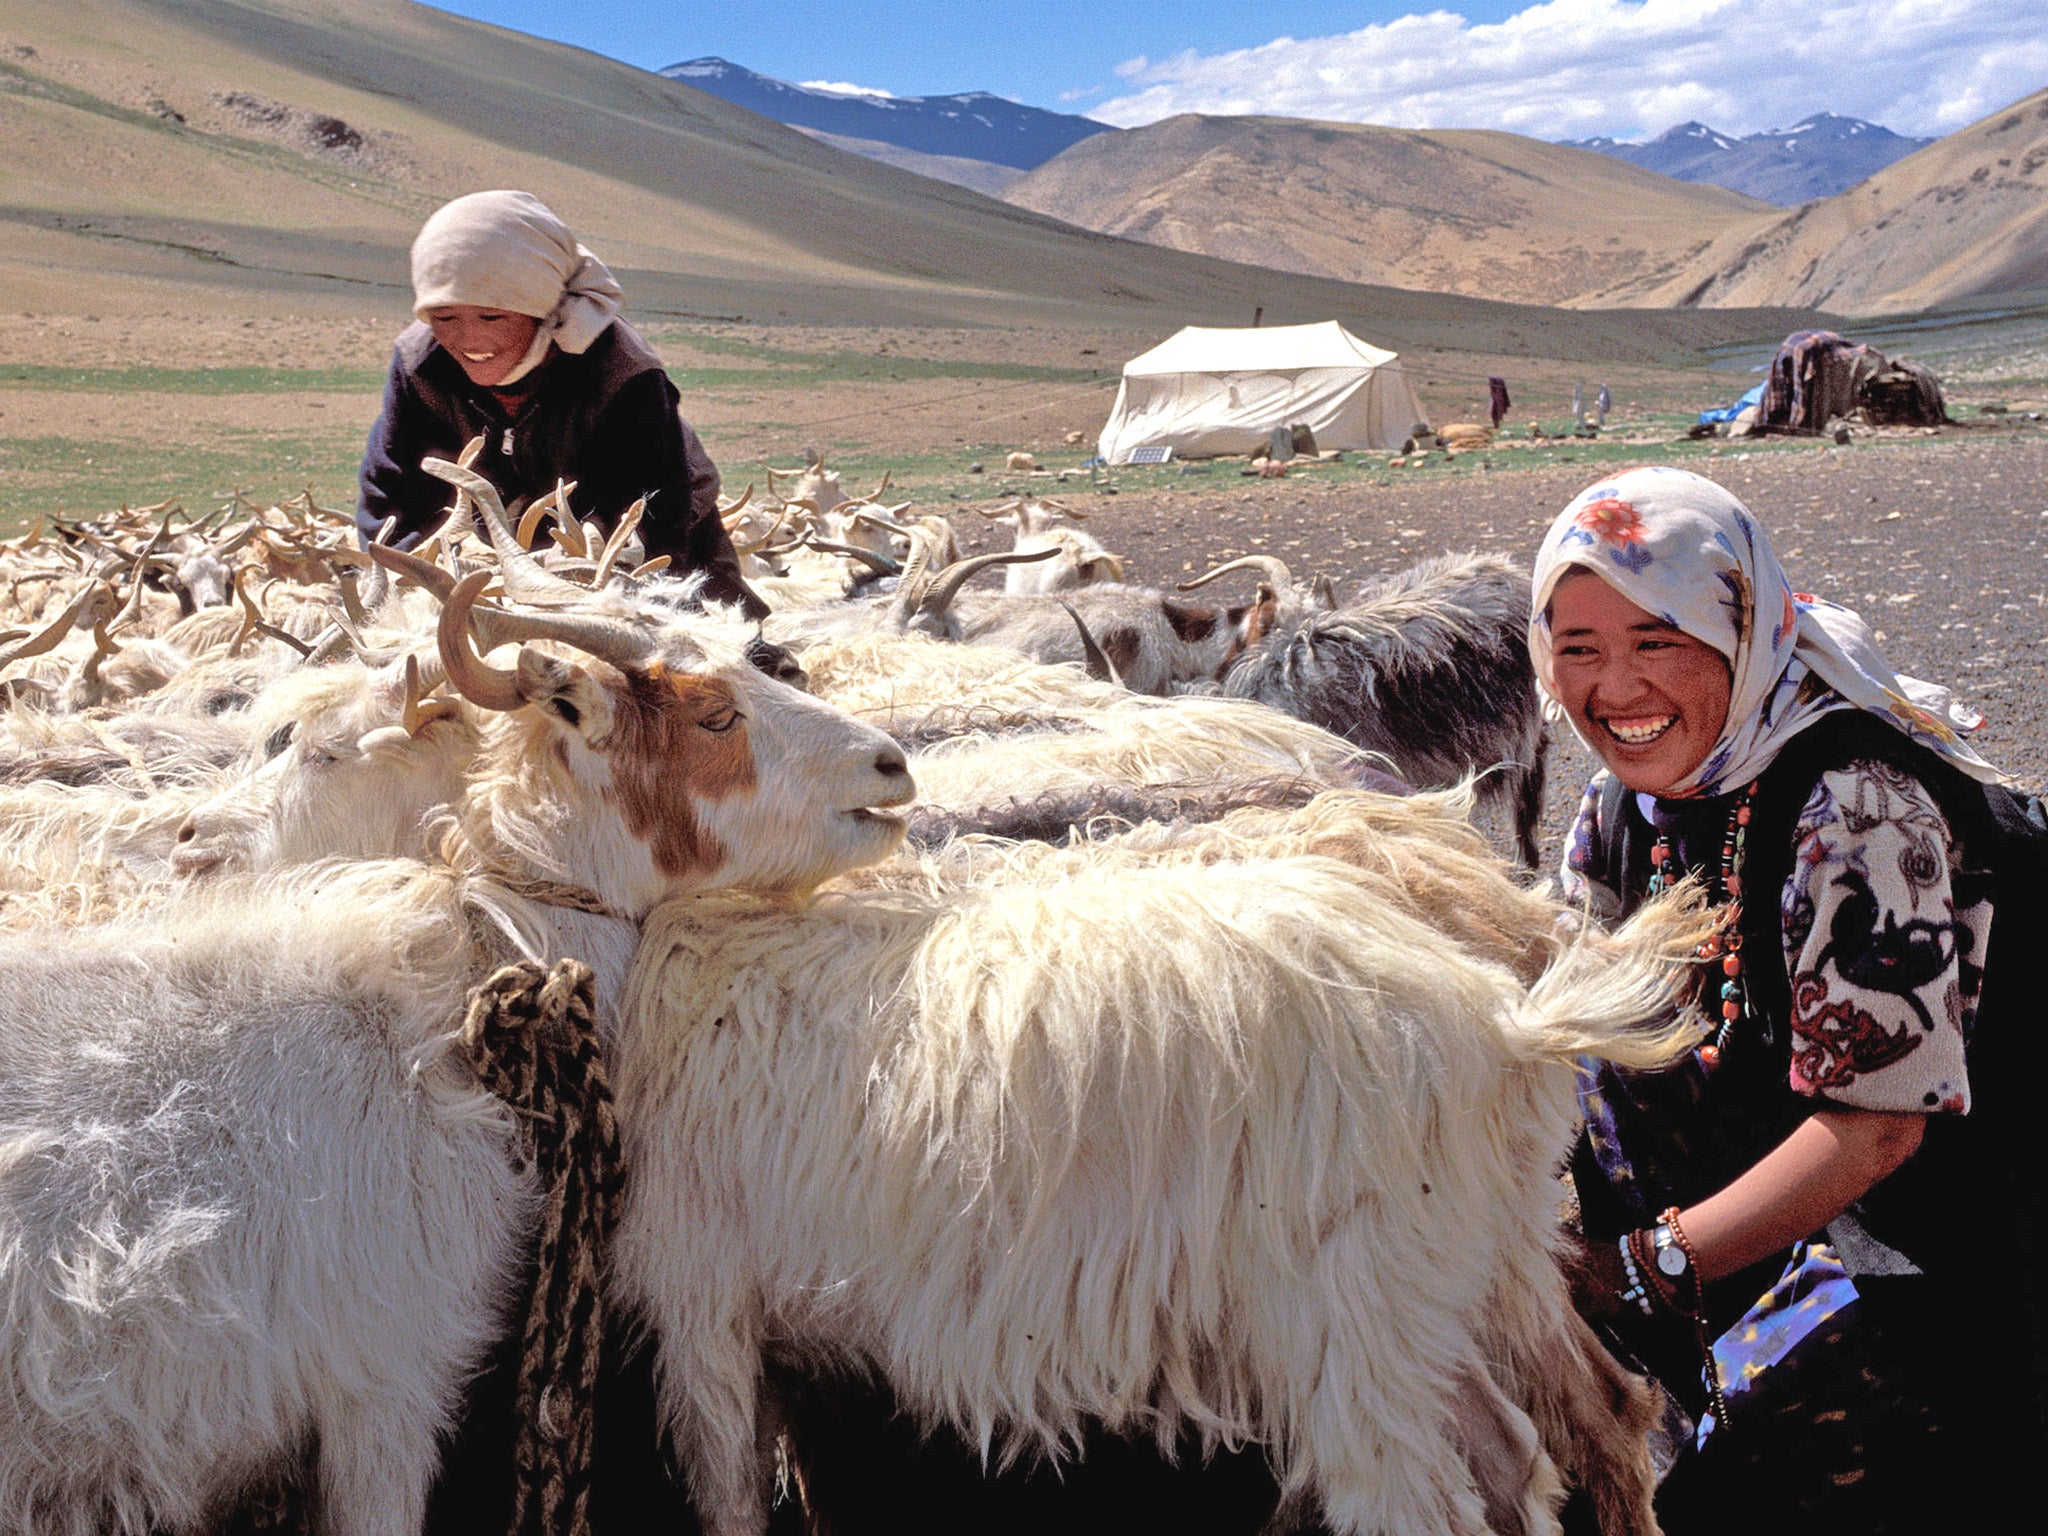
1645;779;1758;1074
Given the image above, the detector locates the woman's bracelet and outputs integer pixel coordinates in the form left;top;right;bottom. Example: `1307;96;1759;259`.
1615;1233;1655;1316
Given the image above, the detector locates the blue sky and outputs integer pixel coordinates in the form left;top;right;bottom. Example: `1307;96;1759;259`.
430;1;2047;141
431;3;1521;105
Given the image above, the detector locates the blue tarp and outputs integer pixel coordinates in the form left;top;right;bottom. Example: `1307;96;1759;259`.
1697;383;1764;426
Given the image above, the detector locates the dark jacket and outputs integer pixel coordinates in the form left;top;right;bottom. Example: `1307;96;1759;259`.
356;319;765;618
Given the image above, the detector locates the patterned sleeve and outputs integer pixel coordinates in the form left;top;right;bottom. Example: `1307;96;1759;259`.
1560;771;1625;922
1779;760;1988;1114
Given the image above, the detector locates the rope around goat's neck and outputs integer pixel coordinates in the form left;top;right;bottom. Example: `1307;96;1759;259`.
436;823;634;923
461;958;624;1536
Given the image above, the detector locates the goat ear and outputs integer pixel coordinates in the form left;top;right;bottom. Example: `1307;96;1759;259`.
514;651;617;746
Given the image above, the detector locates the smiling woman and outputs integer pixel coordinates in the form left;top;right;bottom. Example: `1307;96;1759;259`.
1528;467;2042;1528
357;191;765;618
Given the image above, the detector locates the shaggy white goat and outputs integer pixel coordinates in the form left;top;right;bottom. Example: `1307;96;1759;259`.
615;818;1709;1536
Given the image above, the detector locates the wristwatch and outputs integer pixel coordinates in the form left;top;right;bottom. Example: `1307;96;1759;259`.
1648;1221;1690;1282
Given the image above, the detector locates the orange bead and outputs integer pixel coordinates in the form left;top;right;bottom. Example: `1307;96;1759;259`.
1722;999;1741;1020
1723;955;1741;976
1649;844;1669;865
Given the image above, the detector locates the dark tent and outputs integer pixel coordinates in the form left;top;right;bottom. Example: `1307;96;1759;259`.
1759;330;1948;432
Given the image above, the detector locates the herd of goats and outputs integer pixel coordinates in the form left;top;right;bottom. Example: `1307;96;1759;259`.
0;447;1712;1536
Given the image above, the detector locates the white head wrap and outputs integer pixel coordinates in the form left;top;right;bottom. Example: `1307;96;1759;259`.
1529;467;2001;797
410;190;624;387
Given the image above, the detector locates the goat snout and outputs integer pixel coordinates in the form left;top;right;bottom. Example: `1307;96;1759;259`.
170;814;228;877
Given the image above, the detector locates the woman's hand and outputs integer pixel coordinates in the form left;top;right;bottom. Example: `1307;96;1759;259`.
1671;1107;1925;1282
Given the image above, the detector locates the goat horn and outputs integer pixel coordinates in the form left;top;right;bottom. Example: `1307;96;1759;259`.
0;582;114;669
802;536;899;577
731;516;791;559
1176;555;1294;593
918;546;1059;619
402;653;462;736
421;457;588;608
365;540;457;600
361;517;397;611
866;470;892;501
515;499;550;549
254;621;314;658
1311;573;1339;611
717;484;754;519
974;500;1024;520
227;566;266;656
459;600;658;676
1061;601;1122;688
304;622;353;666
437;571;527;712
338;568;368;626
628;556;671;579
591;498;647;589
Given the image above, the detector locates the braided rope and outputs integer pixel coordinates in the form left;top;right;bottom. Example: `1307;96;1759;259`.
460;958;624;1536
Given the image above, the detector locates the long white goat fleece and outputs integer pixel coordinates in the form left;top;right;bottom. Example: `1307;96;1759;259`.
616;843;1703;1536
0;864;530;1536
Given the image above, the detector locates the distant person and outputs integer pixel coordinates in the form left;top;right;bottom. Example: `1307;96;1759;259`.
1487;374;1511;428
1570;380;1585;423
1595;382;1612;427
357;189;765;618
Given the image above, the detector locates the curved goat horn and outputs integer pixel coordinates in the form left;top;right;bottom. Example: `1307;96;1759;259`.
401;653;463;735
591;497;647;589
1176;555;1294;594
802;536;899;577
421;457;588;608
365;539;458;601
0;582;114;670
975;500;1024;520
717;484;754;522
457;600;657;676
438;571;527;713
360;517;398;612
917;545;1059;620
1061;601;1122;688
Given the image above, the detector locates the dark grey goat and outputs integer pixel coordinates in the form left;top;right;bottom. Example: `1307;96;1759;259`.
1209;551;1547;866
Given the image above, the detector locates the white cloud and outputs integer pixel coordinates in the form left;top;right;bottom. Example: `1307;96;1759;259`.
799;80;895;99
1090;0;2048;141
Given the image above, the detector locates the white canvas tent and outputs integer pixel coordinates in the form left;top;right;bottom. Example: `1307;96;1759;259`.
1097;321;1428;465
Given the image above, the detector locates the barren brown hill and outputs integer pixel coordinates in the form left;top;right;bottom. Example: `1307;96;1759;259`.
1643;88;2048;313
1000;114;1780;308
0;0;1822;362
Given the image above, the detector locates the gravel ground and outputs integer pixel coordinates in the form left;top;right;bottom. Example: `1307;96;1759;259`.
942;427;2048;867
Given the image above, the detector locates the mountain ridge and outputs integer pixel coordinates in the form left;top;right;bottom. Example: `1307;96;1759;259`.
1001;113;1779;309
1574;113;1932;204
657;57;1112;171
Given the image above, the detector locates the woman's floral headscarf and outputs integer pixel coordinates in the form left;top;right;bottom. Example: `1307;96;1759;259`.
1529;466;2001;798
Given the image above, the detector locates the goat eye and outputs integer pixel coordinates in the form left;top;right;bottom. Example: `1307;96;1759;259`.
699;708;741;734
263;723;295;759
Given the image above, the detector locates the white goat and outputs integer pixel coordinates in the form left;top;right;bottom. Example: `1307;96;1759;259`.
980;499;1125;595
616;816;1705;1536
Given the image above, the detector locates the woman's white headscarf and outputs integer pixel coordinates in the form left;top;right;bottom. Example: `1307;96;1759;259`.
410;190;624;387
1529;466;2000;798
